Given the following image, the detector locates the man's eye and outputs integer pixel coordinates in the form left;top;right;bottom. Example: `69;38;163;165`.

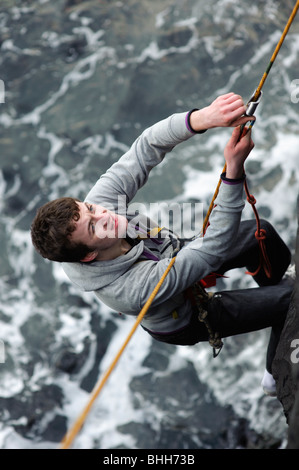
88;204;93;212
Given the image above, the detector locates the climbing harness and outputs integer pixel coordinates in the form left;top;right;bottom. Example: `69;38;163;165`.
190;282;223;357
60;1;299;449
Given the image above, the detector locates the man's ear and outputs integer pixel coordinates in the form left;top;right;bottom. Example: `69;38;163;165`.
80;251;98;263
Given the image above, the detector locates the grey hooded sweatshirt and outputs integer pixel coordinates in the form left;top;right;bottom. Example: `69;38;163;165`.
62;112;245;334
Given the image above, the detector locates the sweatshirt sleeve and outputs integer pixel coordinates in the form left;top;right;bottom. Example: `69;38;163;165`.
132;178;246;309
84;113;195;209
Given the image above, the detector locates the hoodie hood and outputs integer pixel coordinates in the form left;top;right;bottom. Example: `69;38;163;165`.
62;240;145;291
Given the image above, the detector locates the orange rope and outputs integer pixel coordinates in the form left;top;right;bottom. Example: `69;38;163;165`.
244;179;272;278
202;162;226;233
253;0;299;102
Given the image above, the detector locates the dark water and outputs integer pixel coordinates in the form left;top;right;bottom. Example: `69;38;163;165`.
0;0;298;449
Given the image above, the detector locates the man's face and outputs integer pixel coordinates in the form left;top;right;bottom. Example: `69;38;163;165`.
71;202;128;254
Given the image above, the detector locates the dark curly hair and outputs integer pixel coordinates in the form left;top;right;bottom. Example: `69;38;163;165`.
31;197;91;263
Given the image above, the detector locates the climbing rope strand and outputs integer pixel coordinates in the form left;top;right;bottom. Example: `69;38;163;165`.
202;162;226;233
60;1;299;449
60;256;176;449
254;0;299;101
243;179;272;278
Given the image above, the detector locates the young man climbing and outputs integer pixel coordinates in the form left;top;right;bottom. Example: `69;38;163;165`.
31;92;292;397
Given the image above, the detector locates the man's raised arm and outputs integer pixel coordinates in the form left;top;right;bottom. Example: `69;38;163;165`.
85;93;254;209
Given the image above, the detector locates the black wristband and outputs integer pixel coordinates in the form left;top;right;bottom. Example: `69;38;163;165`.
186;109;207;134
221;172;246;185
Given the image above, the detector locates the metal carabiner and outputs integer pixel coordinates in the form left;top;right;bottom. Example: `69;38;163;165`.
245;90;263;117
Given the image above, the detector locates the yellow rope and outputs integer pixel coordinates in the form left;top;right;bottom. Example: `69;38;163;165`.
60;1;299;449
202;164;226;233
254;0;299;101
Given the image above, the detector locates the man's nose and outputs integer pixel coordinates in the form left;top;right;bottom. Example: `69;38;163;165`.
94;209;108;222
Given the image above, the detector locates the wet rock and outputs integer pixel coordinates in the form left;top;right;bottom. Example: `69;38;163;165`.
54;312;118;390
287;360;299;449
20;313;56;353
55;349;79;373
42;414;68;443
0;383;66;442
79;315;118;392
157;26;193;50
0;222;15;279
142;339;173;371
272;196;299;448
126;359;280;449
